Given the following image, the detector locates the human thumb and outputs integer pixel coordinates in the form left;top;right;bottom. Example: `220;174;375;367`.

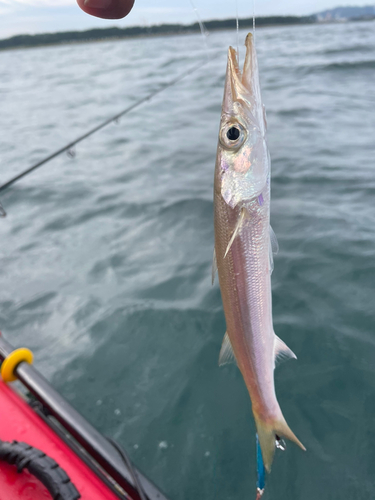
76;0;135;19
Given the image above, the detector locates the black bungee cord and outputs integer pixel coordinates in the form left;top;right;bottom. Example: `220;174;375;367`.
107;437;148;500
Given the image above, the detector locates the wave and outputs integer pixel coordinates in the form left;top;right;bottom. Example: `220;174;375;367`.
305;59;375;73
319;44;375;56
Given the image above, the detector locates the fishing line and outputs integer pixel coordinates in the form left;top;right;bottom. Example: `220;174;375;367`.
189;0;209;56
0;59;208;199
253;0;256;40
235;0;239;63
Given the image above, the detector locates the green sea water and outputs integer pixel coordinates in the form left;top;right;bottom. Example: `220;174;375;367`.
1;20;375;499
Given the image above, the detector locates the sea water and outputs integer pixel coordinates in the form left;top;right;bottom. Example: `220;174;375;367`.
1;20;375;499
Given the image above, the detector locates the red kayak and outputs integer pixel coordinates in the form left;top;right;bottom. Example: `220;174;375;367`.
0;333;168;500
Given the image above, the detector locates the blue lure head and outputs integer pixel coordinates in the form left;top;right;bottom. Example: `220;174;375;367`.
256;433;265;498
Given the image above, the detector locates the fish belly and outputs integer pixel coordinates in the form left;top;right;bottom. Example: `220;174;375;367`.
214;190;280;422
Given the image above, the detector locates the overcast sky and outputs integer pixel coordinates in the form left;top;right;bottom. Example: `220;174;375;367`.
0;0;372;39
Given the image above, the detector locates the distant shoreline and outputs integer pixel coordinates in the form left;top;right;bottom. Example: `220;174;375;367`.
1;14;374;52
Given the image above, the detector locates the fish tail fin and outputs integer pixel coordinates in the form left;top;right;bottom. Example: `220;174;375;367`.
253;413;305;473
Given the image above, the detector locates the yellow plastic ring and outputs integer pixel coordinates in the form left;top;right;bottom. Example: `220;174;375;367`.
1;348;34;383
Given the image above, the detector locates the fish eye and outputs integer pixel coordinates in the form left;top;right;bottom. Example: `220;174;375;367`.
220;121;246;150
227;127;240;141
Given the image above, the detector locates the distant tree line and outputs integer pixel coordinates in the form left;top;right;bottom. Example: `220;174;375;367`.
0;15;319;51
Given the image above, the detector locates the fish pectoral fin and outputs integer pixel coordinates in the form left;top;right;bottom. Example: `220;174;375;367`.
268;225;279;274
224;207;247;258
268;239;274;274
212;248;218;285
273;335;297;368
218;332;237;366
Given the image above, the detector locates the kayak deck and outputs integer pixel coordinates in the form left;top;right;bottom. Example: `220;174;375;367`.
0;380;121;500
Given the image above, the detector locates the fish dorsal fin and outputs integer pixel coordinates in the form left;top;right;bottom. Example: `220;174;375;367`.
212;248;218;285
224;207;247;258
268;225;279;274
273;335;297;368
219;332;237;366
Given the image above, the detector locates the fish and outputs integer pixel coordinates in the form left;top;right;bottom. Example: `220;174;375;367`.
213;33;305;473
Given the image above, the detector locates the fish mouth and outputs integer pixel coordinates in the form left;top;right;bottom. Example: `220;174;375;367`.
223;33;259;112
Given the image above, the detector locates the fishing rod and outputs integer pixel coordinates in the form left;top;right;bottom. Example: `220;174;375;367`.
0;200;5;218
0;58;208;208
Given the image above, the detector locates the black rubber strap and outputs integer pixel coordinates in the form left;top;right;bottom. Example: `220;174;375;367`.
0;440;80;500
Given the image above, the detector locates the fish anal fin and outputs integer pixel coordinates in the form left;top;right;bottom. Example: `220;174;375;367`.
224;206;247;258
274;335;297;368
219;332;237;366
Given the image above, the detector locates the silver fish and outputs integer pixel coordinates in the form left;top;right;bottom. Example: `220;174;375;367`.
213;33;305;472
